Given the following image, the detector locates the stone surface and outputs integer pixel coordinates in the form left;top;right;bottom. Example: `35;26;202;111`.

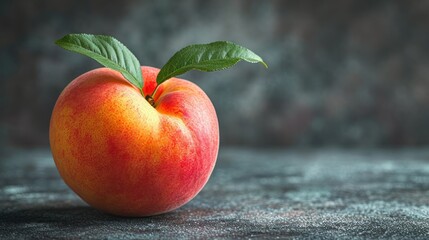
1;148;429;239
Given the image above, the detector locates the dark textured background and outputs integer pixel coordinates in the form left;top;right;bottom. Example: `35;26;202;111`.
2;0;429;148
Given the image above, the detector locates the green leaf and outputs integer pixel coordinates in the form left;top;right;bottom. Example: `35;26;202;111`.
156;41;267;85
55;34;143;90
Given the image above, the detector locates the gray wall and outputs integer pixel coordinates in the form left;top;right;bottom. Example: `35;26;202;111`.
2;0;429;148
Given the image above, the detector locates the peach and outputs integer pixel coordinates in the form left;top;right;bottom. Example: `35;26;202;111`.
49;66;219;216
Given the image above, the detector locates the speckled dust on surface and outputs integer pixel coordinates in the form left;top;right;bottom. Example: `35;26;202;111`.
1;148;429;239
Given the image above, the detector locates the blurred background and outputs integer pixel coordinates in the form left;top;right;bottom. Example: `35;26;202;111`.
1;0;429;150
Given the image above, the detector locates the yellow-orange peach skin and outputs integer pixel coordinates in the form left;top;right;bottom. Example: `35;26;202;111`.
49;66;219;216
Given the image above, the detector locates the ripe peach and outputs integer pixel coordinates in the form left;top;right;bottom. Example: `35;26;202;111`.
49;66;219;216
